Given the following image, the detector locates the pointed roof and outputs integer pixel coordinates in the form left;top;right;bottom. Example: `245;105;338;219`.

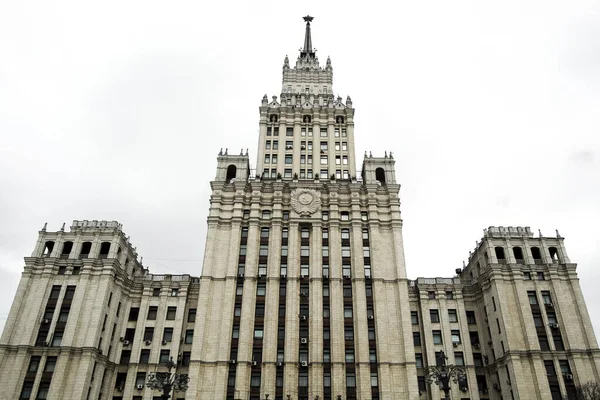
300;15;316;59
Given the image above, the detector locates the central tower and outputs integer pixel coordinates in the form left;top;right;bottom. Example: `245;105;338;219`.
191;17;415;400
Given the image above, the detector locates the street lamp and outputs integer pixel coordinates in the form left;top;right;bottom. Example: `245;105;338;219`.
146;358;190;400
425;351;467;400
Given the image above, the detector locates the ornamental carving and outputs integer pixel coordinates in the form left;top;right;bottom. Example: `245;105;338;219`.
291;188;321;216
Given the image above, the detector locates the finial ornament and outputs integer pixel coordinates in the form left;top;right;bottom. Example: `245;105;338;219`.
389;151;393;159
42;222;47;231
385;151;388;158
219;148;223;156
60;223;65;231
225;148;228;155
556;229;561;237
538;229;542;237
245;148;248;156
369;151;373;158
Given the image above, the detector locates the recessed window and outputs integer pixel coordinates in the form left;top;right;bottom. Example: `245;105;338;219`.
448;309;458;323
166;307;177;320
433;330;442;344
341;212;350;221
430;309;440;323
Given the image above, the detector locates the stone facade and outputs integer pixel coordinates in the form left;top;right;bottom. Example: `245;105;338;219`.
1;16;599;400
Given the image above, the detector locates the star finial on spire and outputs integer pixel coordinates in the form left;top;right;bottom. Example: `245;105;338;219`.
301;15;315;59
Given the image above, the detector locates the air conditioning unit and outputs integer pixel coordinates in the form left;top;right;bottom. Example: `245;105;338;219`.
343;273;351;279
300;361;308;367
550;323;560;329
229;359;236;364
493;383;501;392
301;292;308;297
323;273;329;278
162;340;168;345
480;388;488;394
565;374;573;380
41;319;49;324
461;387;468;392
365;275;371;279
145;340;152;345
300;315;307;321
43;341;50;347
119;337;125;342
251;361;257;366
418;390;424;396
301;338;308;344
487;340;493;345
136;384;144;390
238;273;245;278
453;342;459;348
368;315;374;320
301;146;306;150
546;303;554;308
123;340;130;346
474;343;480;349
281;273;287;278
117;386;124;392
277;361;283;367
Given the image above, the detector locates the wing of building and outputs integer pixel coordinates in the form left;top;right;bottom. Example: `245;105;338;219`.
1;16;599;400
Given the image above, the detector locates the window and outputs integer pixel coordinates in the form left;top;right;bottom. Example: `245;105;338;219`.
129;307;140;321
411;311;419;325
257;283;266;296
371;372;378;387
323;348;331;363
147;306;158;320
528;291;538;305
524;271;531;280
466;311;476;324
542;291;552;305
254;328;264;339
446;291;454;299
454;352;465;366
413;332;421;346
188;308;196;322
272;140;278;150
344;328;354;340
370;349;377;363
415;353;423;368
344;306;353;318
144;327;154;341
265;140;271;150
159;350;170;363
449;309;458;323
307;141;312;150
139;349;150;364
35;383;49;400
343;156;348;165
532;312;543;327
428;291;436;299
433;330;442;344
259;245;269;257
341;212;350;221
342;142;347;151
232;325;239;339
163;328;173;342
262;210;271;220
430;310;440;323
27;356;41;373
324;372;331;388
322;212;329;221
320;128;327;137
166;307;176;320
346;372;356;387
264;154;270;164
451;330;461;344
170;288;178;297
537;272;545;280
285;154;292;164
320;142;328;151
335;142;340;151
286;128;293;137
538;333;550;351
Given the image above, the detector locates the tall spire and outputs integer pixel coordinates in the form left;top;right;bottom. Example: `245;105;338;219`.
301;15;315;58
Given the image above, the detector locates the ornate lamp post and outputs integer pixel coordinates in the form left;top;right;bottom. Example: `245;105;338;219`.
425;351;467;400
146;358;190;400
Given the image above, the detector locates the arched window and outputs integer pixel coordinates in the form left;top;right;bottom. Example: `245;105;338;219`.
549;247;559;262
495;247;506;260
43;241;54;257
226;165;237;182
80;242;92;258
531;247;542;260
375;168;386;184
513;247;524;261
61;241;73;258
99;242;111;259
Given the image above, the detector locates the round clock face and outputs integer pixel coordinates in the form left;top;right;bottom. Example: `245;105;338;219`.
298;193;314;205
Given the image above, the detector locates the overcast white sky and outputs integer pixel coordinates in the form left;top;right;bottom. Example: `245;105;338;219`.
1;1;599;337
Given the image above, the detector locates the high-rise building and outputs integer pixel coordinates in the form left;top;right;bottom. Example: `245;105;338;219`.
1;16;599;400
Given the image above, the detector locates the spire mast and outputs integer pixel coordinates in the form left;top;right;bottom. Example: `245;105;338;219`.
301;15;315;58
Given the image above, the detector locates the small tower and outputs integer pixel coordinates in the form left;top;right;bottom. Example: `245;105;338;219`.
361;152;397;185
214;149;250;182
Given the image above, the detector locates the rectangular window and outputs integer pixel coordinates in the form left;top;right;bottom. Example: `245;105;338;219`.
411;311;419;325
188;308;196;322
346;372;356;387
264;154;270;164
320;128;327;137
147;306;157;320
139;349;150;364
320;141;328;151
537;272;545;280
307;141;312;150
163;327;173;342
524;271;532;280
542;291;552;305
342;142;347;151
143;327;154;341
272;140;278;150
413;332;421;346
454;352;465;366
430;309;440;323
344;306;353;318
415;353;423;368
266;141;271;150
257;283;266;296
286;128;293;136
166;307;176;320
528;291;538;305
320;156;328;165
285;154;292;164
448;309;458;323
159;350;170;363
433;330;442;344
452;330;461;344
466;311;476;324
